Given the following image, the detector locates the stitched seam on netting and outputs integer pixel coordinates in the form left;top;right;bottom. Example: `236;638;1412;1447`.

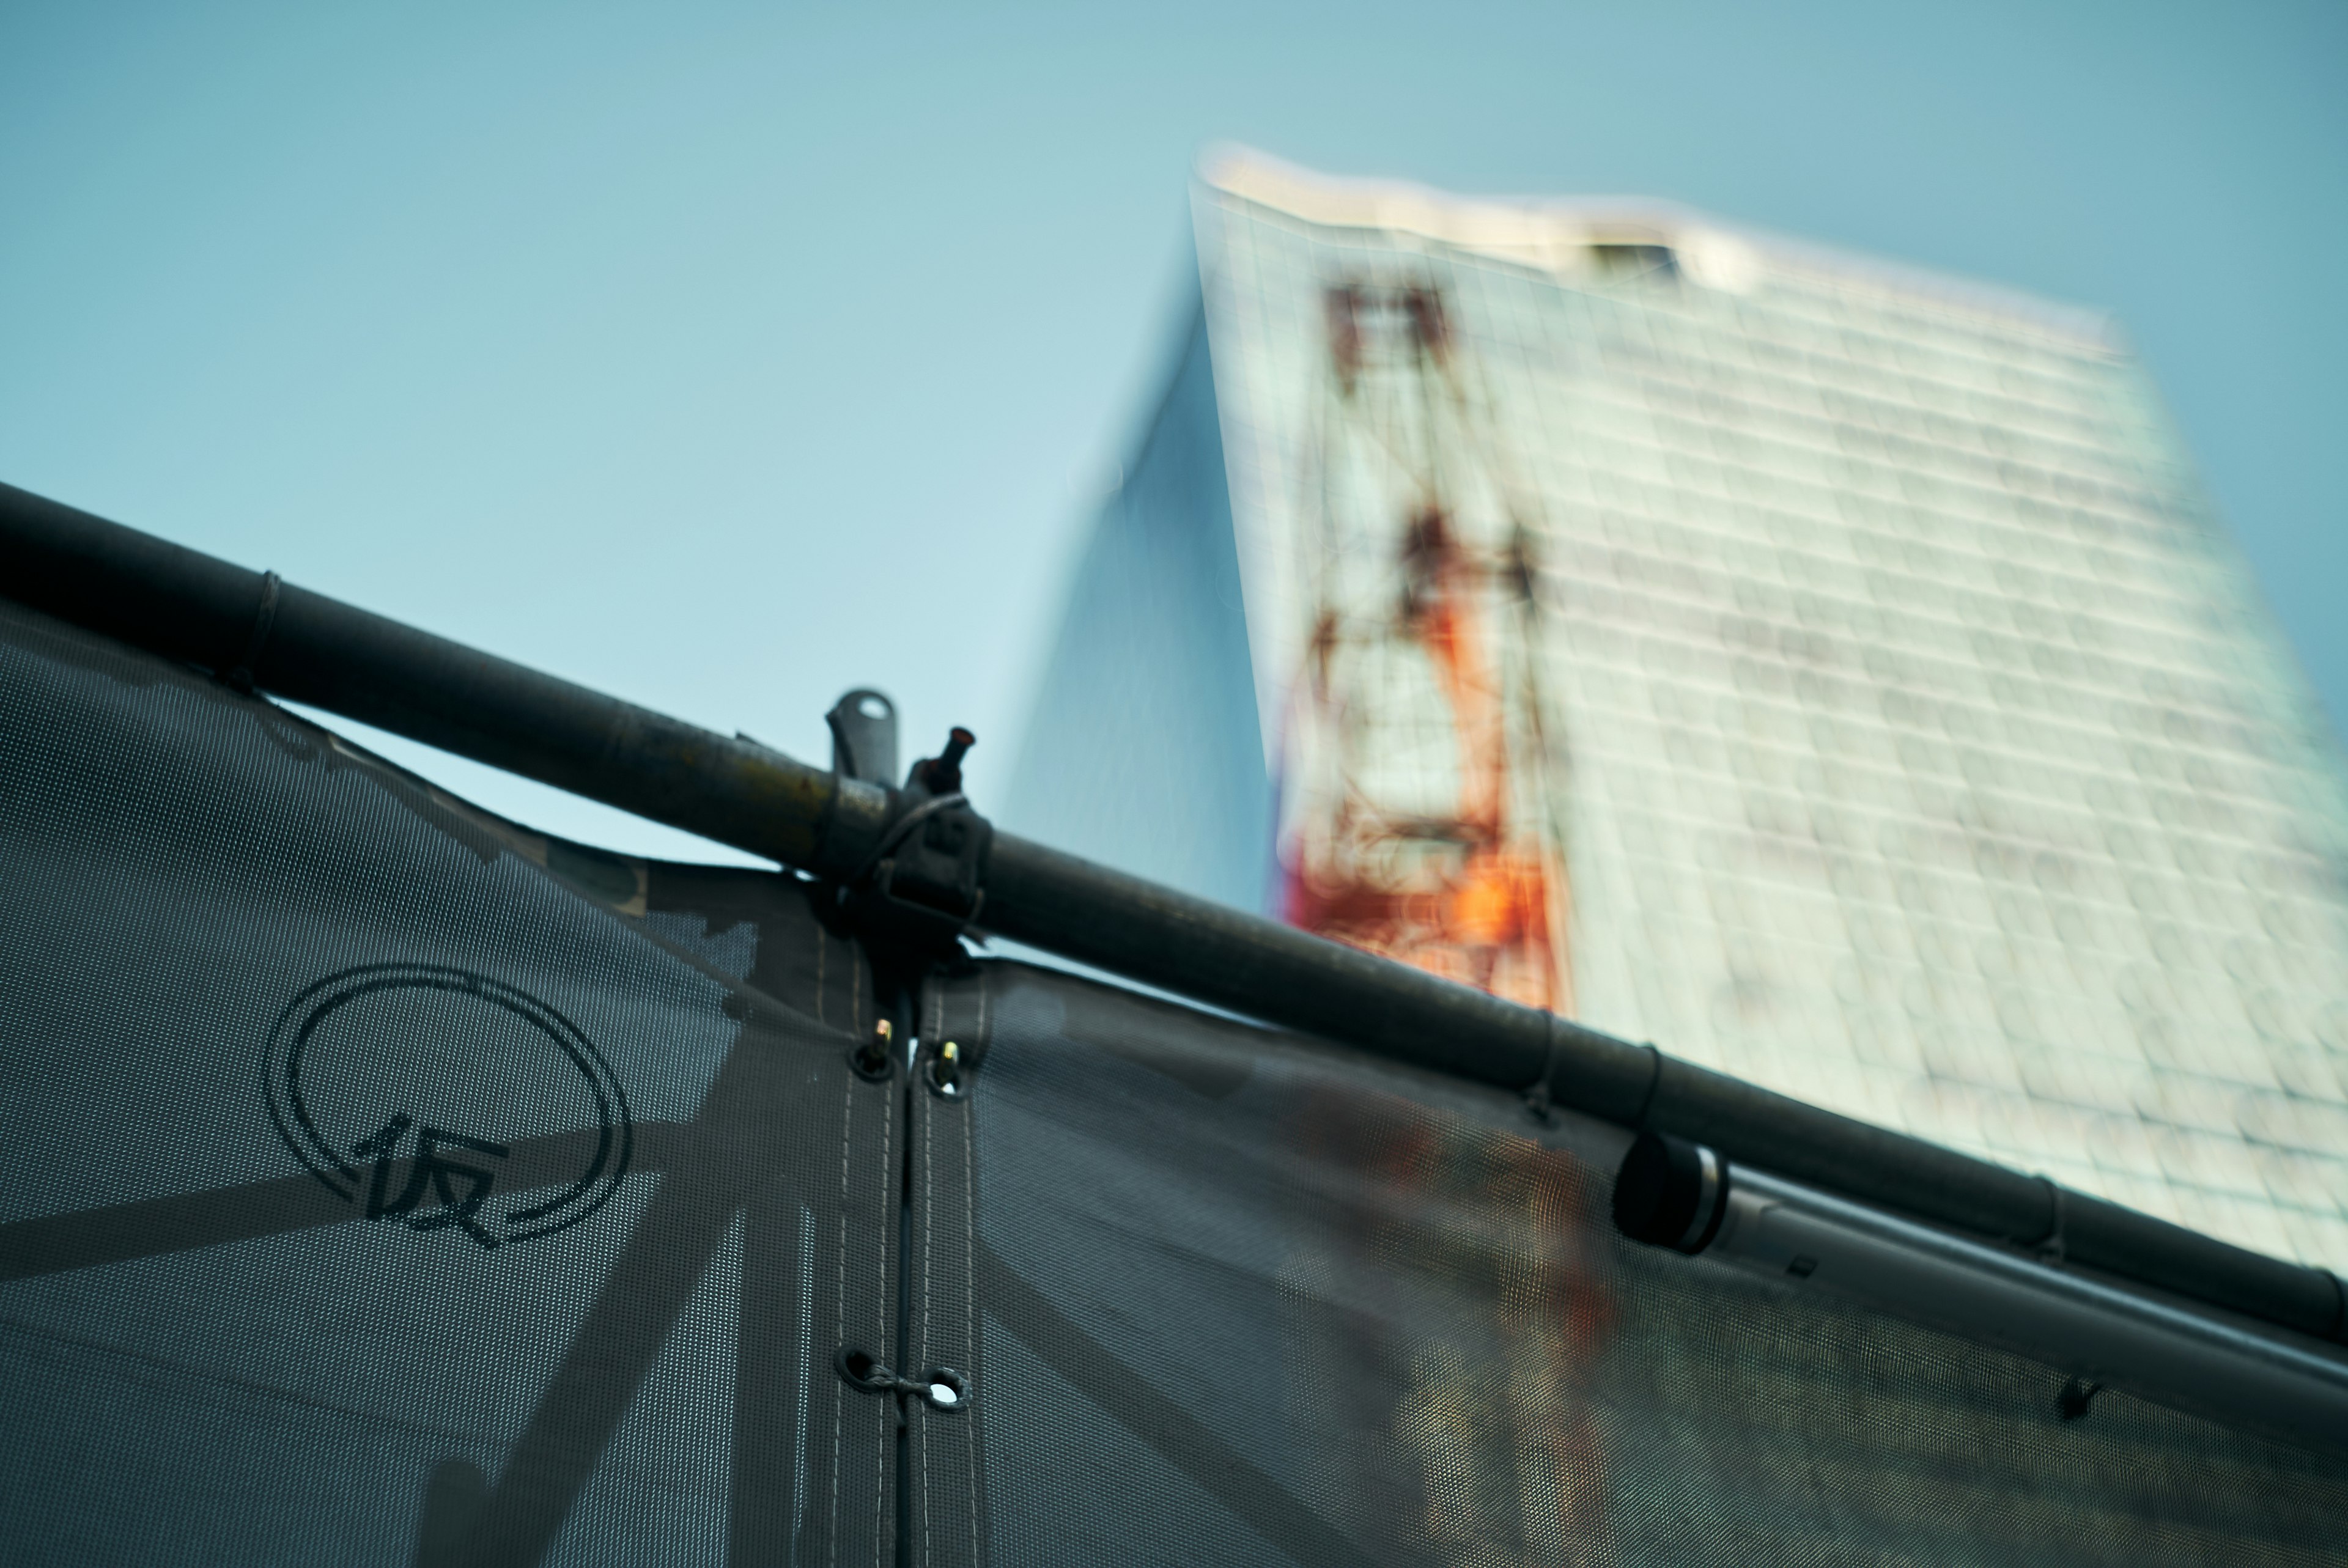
814;919;828;1028
830;1072;852;1550
919;981;942;1568
922;1094;936;1568
922;1077;937;1376
876;1046;893;1556
961;994;979;1563
860;937;884;1565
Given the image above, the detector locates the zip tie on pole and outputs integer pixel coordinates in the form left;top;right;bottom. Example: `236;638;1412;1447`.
1631;1040;1665;1130
2034;1174;2068;1262
221;570;280;695
1525;1021;1664;1130
1523;1015;1564;1123
846;792;970;890
2319;1269;2347;1344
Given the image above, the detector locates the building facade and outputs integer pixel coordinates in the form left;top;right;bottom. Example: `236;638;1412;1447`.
1006;149;2348;1275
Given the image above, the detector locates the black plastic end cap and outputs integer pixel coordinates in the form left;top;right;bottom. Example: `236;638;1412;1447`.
1612;1130;1730;1254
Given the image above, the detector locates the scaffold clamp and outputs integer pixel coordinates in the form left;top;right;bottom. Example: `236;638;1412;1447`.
838;724;994;948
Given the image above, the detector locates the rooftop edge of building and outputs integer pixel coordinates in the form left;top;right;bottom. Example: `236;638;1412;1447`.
1196;143;2123;355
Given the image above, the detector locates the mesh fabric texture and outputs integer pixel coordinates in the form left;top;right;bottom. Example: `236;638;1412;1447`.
942;960;2348;1567
0;603;898;1567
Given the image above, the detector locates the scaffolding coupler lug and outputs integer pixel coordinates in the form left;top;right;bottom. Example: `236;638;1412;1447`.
837;725;993;948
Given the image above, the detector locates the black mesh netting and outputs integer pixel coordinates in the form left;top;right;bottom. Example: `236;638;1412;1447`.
0;603;900;1566
939;962;2348;1567
6;596;2347;1567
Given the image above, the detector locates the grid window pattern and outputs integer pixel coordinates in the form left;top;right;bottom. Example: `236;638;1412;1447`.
1195;158;2348;1273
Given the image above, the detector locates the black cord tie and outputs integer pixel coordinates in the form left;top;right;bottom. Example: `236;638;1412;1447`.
1522;1017;1565;1124
2318;1268;2348;1344
1630;1041;1665;1130
846;792;969;891
222;570;281;694
2034;1174;2068;1262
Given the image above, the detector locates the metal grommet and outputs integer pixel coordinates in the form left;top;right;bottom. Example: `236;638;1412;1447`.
917;1367;969;1414
925;1040;967;1100
835;1345;894;1393
849;1020;895;1082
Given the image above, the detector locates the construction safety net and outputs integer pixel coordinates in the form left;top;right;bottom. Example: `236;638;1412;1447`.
1;600;2342;1566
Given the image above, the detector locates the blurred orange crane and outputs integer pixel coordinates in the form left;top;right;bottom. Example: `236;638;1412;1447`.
1279;279;1573;1015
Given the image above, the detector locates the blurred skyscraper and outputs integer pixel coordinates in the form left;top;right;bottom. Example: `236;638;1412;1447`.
1006;149;2348;1272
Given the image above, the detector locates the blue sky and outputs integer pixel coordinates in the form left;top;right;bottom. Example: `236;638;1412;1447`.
4;1;2341;863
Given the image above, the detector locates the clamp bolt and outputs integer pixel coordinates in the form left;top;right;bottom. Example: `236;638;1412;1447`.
927;1039;965;1099
849;1019;895;1081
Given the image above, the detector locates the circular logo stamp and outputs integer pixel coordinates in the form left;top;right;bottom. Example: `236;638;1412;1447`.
264;963;633;1249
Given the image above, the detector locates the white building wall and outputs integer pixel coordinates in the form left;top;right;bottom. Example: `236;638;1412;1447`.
1187;152;2348;1271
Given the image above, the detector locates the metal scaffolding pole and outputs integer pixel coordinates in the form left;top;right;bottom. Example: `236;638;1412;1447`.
2;477;2341;1349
